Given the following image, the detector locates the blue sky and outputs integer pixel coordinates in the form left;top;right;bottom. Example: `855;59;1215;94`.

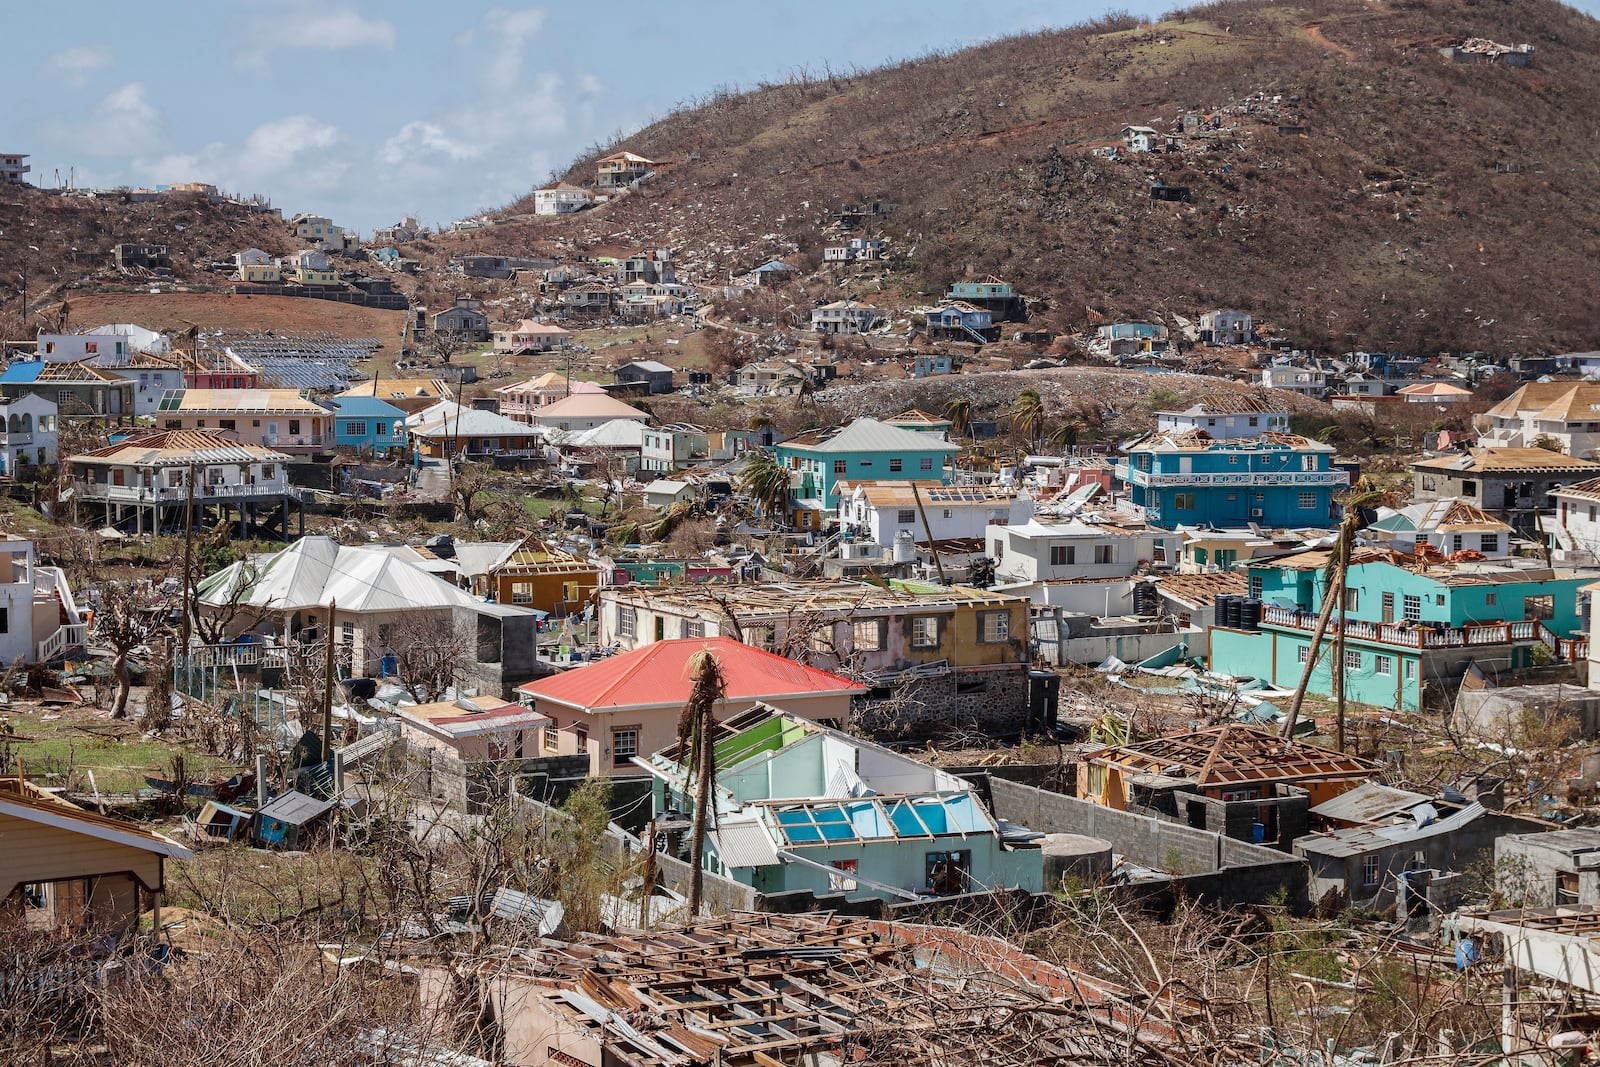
11;2;1600;233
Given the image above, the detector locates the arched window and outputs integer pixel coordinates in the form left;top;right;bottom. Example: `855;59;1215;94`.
20;415;32;434
6;415;18;433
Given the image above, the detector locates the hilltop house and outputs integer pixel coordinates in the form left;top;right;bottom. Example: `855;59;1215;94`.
392;694;549;763
323;395;409;456
1117;423;1343;528
406;402;542;459
1155;401;1291;439
532;182;595;215
0;154;28;184
1410;447;1600;532
431;300;490;342
83;349;185;418
1096;321;1170;356
1262;363;1329;398
155;388;331;453
1;776;192;937
612;360;674;394
1208;549;1592;712
947;278;1027;321
281;249;340;285
640;423;709;472
1199;309;1253;346
774;418;957;526
924;302;995;343
596;151;656;187
182;349;260;390
1078;723;1380;848
234;248;280;284
811;300;886;335
1397;381;1473;404
0;395;57;474
597;580;1034;736
988;517;1172;586
637;706;1043;900
474;539;602;616
1;360;134;421
1477;382;1600;458
515;637;863;777
823;237;887;262
492;319;570;354
1120;125;1162;152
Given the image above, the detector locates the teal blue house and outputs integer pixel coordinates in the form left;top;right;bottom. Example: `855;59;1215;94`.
324;395;408;455
1209;550;1592;712
637;707;1043;902
1117;423;1344;527
772;418;955;528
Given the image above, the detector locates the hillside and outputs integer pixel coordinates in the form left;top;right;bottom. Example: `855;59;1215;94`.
480;0;1600;354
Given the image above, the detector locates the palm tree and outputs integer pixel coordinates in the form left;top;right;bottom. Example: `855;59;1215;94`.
945;397;971;440
1280;476;1396;746
1048;419;1083;454
747;412;776;446
1009;388;1045;453
648;500;694;542
677;648;727;916
739;451;791;524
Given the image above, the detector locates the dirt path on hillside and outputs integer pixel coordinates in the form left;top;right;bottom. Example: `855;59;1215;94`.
1303;21;1356;60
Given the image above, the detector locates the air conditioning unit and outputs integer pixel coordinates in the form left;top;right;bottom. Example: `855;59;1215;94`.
1250;508;1265;519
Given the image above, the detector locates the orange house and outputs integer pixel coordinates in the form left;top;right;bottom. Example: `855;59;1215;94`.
480;540;602;616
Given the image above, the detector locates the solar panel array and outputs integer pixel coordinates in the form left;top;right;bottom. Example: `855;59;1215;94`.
205;332;384;392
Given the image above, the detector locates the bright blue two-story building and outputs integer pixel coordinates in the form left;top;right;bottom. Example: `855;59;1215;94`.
324;395;409;456
1117;405;1345;527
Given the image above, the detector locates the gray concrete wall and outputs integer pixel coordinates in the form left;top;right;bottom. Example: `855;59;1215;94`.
854;665;1030;741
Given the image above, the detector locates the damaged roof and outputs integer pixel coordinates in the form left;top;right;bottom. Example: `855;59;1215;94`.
1083;723;1381;787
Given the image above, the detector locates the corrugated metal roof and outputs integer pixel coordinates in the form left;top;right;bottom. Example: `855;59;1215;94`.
1308;780;1432;824
783;417;957;456
1296;802;1487;859
709;818;781;868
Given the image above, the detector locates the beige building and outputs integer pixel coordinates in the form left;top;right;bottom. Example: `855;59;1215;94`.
1;776;192;936
157;388;332;453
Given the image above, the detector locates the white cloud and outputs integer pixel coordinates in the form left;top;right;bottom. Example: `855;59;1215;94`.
50;82;163;157
482;8;547;92
130;115;346;204
47;45;113;87
237;5;396;72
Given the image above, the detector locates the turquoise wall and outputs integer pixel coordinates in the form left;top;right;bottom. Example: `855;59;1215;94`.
1209;626;1424;712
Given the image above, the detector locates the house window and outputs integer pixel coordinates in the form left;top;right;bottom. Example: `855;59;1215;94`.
1481;534;1499;553
889;458;903;472
991;540;1003;560
1297;646;1309;664
1174;493;1196;510
683;619;706;638
979;611;1010;643
1302;455;1317;471
1452;535;1464;552
57;391;70;407
346;421;367;437
1249;575;1263;598
1375;655;1393;676
1485;593;1497;607
911;616;939;648
745;625;775;649
925;850;970;894
260;464;275;479
511;583;533;604
288;420;301;435
1525;595;1554;621
1094;544;1114;565
1344;589;1359;612
828;860;858;892
1362;854;1380;888
1050;545;1074;566
1345;649;1361;670
611;728;638;766
1403;660;1417;682
1298;492;1317;510
852;619;885;652
219;419;236;431
0;608;9;634
574;724;588;750
919;457;934;471
617;606;637;638
834;460;847;474
544;720;561;752
1248;416;1259;427
1403;595;1421;621
897;509;916;525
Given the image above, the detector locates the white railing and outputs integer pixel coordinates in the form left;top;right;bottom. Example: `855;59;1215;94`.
72;481;300;503
262;436;325;449
1122;468;1349;488
37;622;87;662
1257;605;1585;656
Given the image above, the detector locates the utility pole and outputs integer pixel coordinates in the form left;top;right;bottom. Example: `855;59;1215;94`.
911;483;948;586
321;598;337;754
180;463;196;650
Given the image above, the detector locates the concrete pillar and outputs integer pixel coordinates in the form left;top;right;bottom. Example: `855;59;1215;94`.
256;754;268;807
1502;963;1517;1057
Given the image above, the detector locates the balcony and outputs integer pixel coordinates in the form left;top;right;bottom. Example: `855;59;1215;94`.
1118;466;1349;489
1259;604;1587;659
72;480;301;504
262;435;326;453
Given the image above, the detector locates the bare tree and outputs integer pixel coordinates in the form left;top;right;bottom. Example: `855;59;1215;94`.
387;612;477;703
94;580;172;719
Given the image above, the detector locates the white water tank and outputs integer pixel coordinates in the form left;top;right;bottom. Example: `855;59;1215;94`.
893;529;916;563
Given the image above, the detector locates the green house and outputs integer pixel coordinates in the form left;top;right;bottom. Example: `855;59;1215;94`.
773;417;956;513
636;706;1043;902
1208;549;1592;712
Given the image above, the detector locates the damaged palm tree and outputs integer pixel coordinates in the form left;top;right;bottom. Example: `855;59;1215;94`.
677;647;727;916
1279;476;1395;747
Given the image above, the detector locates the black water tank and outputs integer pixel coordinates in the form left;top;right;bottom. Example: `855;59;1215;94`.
1242;598;1262;631
1132;582;1160;616
1214;593;1234;621
1216;594;1238;628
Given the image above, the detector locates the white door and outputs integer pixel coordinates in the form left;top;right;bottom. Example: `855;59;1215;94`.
1178;457;1193;475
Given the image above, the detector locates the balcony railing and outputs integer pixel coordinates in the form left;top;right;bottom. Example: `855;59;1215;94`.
1119;467;1349;488
1259;604;1588;659
72;481;301;503
262;435;326;451
38;622;87;662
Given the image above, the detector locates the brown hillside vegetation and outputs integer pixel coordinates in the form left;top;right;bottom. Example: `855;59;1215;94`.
483;0;1600;354
55;292;408;342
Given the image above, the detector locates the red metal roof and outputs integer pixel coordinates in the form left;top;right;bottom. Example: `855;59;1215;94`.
517;637;865;711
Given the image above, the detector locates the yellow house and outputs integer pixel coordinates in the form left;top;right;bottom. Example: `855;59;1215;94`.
238;262;281;284
293;266;340;285
596;151;656;188
480;540;602;616
0;776;192;936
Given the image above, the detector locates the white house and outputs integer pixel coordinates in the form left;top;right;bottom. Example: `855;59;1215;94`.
640;424;708;472
35;328;150;364
533;183;596;215
987;517;1172;585
0;535;87;664
529;393;650;433
1552;478;1600;564
838;481;1025;549
1120;125;1161;152
0;395;58;474
811;301;886;335
640;479;694;509
1366;501;1517;560
1154;402;1291;440
1478;382;1600;458
1262;363;1328;398
84;350;185;418
1198;309;1252;346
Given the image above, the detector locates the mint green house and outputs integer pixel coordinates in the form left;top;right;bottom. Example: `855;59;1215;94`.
1209;550;1592;712
636;707;1043;902
772;417;956;528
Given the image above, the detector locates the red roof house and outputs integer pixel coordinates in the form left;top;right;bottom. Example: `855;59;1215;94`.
516;637;864;776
